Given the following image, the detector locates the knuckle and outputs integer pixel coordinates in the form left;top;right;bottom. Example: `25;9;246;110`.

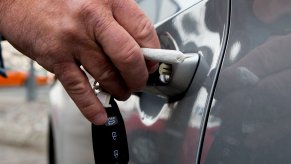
58;23;79;41
78;2;99;18
64;78;88;95
118;44;141;66
54;63;89;95
134;17;156;42
78;1;113;36
111;0;126;10
97;66;117;83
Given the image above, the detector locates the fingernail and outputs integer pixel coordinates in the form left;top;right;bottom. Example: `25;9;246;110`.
93;112;108;125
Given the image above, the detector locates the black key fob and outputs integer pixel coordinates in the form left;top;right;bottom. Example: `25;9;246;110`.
92;98;129;164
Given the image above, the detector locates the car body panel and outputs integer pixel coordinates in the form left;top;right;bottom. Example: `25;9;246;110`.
119;0;230;163
203;0;291;163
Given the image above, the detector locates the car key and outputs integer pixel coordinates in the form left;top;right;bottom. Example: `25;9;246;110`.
92;83;129;164
91;48;193;163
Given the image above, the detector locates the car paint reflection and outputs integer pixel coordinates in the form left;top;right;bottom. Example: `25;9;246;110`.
204;0;291;163
119;0;230;163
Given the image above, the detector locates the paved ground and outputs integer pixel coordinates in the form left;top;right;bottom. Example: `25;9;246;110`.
0;86;49;164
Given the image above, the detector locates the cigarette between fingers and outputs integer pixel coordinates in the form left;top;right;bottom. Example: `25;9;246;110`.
142;48;191;64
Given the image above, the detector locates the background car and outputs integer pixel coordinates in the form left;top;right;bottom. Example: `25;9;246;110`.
0;41;53;87
0;68;51;87
48;0;291;163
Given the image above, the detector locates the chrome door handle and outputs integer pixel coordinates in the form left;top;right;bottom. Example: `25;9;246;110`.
143;48;202;102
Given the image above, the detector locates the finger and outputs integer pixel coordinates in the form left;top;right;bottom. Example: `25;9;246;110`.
112;0;160;72
112;0;160;48
78;47;131;100
53;62;108;125
95;18;148;91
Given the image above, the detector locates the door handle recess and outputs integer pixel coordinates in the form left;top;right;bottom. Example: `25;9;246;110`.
143;48;201;102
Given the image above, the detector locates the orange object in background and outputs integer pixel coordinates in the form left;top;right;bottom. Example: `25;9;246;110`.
0;70;50;87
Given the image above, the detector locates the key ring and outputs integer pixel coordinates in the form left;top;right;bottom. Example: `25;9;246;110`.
92;80;101;95
92;81;112;107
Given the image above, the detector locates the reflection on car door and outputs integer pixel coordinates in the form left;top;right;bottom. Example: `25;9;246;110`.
117;0;230;163
203;0;291;163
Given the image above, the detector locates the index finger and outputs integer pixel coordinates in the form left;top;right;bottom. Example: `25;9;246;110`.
53;62;108;125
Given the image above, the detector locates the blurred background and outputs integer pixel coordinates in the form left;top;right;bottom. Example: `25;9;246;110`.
0;41;54;164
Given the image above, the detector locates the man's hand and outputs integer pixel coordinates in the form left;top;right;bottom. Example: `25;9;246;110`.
0;0;160;125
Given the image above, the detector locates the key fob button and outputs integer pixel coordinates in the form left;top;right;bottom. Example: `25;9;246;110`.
105;116;118;126
92;98;129;164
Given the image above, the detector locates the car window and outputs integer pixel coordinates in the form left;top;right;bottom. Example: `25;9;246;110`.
136;0;202;24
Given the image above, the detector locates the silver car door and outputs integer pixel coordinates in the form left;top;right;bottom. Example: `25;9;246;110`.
117;0;230;163
203;0;291;163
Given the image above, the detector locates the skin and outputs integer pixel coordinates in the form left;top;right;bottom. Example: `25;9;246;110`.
0;0;160;125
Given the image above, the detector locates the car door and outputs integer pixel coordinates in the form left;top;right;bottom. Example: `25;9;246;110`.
115;0;230;163
202;0;291;163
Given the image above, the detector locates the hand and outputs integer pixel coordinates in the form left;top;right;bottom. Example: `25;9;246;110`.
0;0;160;125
